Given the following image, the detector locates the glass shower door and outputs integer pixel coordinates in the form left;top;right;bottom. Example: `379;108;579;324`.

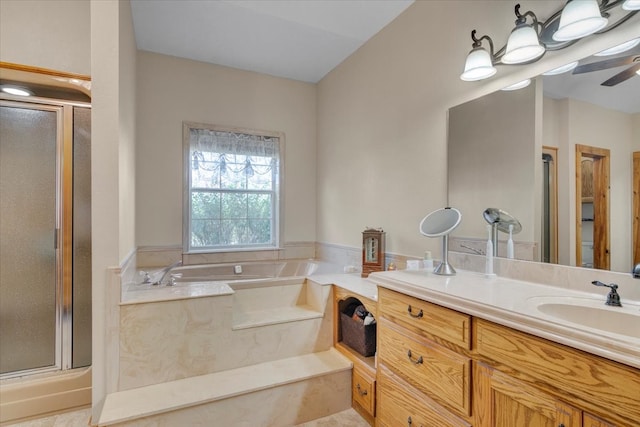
0;102;62;375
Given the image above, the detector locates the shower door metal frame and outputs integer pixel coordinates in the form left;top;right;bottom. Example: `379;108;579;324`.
0;95;89;379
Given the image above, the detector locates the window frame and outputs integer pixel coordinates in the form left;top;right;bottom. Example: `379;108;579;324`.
182;122;284;253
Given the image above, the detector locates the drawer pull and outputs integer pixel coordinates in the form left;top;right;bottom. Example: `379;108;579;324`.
407;305;423;318
408;416;412;426
356;383;368;396
407;349;423;365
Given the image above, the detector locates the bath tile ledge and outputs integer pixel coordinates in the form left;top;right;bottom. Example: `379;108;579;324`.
309;273;378;302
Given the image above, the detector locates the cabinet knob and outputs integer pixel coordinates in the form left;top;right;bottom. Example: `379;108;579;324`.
356;383;368;396
407;416;412;426
407;349;424;365
407;305;423;318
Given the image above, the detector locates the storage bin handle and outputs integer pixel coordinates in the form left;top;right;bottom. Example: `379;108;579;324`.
407;305;423;318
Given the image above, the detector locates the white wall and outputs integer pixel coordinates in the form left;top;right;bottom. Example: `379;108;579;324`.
0;0;90;75
135;51;317;248
316;0;640;260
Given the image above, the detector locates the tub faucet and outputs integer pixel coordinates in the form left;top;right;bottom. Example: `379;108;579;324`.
154;260;183;286
591;281;622;307
633;263;640;279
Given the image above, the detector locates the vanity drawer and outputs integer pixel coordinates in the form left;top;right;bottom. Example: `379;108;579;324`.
352;367;375;416
377;366;471;427
378;287;471;349
378;319;471;417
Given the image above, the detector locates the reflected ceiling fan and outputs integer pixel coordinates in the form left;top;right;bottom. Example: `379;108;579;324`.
572;48;640;87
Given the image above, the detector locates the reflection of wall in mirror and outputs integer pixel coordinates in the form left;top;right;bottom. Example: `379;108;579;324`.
448;82;538;256
543;97;635;272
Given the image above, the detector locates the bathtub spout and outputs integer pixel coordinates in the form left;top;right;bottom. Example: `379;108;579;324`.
154;260;183;286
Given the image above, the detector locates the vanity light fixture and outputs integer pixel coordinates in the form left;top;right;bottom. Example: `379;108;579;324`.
501;78;531;91
594;37;640;55
553;0;608;42
0;85;32;96
460;0;638;82
460;30;497;81
542;61;579;75
622;0;640;10
502;5;545;64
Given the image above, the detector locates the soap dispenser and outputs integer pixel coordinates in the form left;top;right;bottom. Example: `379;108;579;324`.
423;251;434;271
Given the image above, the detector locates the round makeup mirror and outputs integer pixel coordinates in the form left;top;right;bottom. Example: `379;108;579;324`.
419;207;462;275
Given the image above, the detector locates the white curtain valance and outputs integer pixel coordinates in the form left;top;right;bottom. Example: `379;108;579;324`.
190;128;279;158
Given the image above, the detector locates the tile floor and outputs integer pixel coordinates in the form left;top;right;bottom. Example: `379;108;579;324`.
6;407;369;427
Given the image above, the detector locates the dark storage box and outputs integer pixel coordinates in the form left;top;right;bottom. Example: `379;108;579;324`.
340;312;376;357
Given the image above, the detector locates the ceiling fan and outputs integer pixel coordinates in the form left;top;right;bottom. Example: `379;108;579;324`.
572;47;640;87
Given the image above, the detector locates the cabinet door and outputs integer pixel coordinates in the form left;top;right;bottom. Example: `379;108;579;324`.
474;362;580;427
583;413;616;427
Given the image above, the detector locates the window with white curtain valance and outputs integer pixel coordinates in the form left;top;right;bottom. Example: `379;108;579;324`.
183;123;283;252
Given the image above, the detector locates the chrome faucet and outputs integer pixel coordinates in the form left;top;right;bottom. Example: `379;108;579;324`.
591;281;622;307
153;260;183;286
633;263;640;279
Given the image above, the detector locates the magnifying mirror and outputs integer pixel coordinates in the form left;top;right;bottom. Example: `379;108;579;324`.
419;207;462;275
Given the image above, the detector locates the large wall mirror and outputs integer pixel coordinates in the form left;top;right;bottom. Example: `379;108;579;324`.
448;39;640;274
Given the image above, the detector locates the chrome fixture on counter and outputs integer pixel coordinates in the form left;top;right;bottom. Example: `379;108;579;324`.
591;280;622;306
633;263;640;278
460;0;639;82
154;260;183;286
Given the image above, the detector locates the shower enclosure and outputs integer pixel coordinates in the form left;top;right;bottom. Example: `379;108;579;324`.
0;96;91;378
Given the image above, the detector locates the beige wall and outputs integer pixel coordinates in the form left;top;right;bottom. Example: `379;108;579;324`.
448;84;537;243
567;99;634;271
90;0;137;415
316;0;639;260
135;51;317;248
0;0;90;75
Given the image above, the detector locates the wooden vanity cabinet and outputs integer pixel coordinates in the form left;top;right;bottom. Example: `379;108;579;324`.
373;288;639;427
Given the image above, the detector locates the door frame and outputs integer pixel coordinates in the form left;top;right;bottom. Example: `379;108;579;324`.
575;144;610;270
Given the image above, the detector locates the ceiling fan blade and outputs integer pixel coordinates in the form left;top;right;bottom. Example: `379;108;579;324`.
573;55;639;74
601;63;640;87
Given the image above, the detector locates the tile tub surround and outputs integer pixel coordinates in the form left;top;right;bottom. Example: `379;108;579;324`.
369;269;640;369
118;278;334;391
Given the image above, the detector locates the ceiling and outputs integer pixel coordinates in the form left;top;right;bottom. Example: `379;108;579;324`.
129;1;639;113
130;0;414;83
543;45;640;114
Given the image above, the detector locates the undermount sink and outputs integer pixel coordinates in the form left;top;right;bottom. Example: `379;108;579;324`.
528;296;640;339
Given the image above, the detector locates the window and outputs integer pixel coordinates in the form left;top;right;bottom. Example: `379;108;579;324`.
183;123;282;252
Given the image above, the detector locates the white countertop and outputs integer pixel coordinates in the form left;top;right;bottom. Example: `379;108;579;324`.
367;269;640;369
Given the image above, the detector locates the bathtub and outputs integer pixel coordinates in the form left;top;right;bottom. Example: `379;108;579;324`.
122;259;343;303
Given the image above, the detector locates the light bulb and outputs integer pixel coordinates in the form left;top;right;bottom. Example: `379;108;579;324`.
502;79;531;91
594;38;640;56
542;61;579;75
502;24;545;64
553;0;608;42
461;47;497;81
